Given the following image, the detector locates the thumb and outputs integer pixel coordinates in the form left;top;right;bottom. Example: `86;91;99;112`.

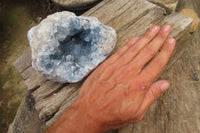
139;80;170;114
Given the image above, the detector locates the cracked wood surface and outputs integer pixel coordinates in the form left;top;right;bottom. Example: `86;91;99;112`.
12;0;200;132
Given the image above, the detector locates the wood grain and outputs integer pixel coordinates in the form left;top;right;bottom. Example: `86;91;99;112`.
12;0;198;132
119;0;200;132
119;25;200;133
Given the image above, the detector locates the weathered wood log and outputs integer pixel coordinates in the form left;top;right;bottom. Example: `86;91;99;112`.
179;8;200;32
14;0;193;127
148;0;179;13
119;0;200;132
120;32;200;133
119;22;200;133
11;0;200;133
7;91;45;133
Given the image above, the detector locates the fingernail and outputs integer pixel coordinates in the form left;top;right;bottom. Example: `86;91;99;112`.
151;25;159;32
168;38;175;44
162;24;171;32
160;83;170;92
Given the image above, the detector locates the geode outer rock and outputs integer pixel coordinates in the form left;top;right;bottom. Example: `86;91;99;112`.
28;11;116;83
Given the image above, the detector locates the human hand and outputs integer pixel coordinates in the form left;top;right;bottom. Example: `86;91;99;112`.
45;24;176;133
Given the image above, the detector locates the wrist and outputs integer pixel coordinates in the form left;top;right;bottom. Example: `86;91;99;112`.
45;100;103;133
65;104;102;133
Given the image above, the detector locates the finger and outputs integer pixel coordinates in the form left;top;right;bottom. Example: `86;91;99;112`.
96;37;140;81
139;37;176;84
112;25;171;82
113;25;160;68
132;24;172;71
138;80;170;113
106;36;140;65
101;25;160;81
93;37;139;78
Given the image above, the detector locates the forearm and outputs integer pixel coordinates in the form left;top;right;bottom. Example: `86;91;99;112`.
44;105;102;133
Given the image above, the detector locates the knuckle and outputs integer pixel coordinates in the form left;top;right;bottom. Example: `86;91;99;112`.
127;63;138;72
115;67;127;83
145;30;155;39
131;44;139;52
120;54;131;62
123;63;138;75
116;45;128;55
115;63;138;83
152;58;165;68
145;45;157;56
157;30;168;39
146;70;155;77
135;78;148;91
108;45;128;65
148;89;158;101
164;43;174;53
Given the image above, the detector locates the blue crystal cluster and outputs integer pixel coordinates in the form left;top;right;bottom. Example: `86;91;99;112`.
28;11;116;83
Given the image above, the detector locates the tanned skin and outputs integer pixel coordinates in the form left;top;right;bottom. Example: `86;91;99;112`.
45;24;176;133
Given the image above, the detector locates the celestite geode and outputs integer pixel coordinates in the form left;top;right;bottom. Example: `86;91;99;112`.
28;11;117;83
